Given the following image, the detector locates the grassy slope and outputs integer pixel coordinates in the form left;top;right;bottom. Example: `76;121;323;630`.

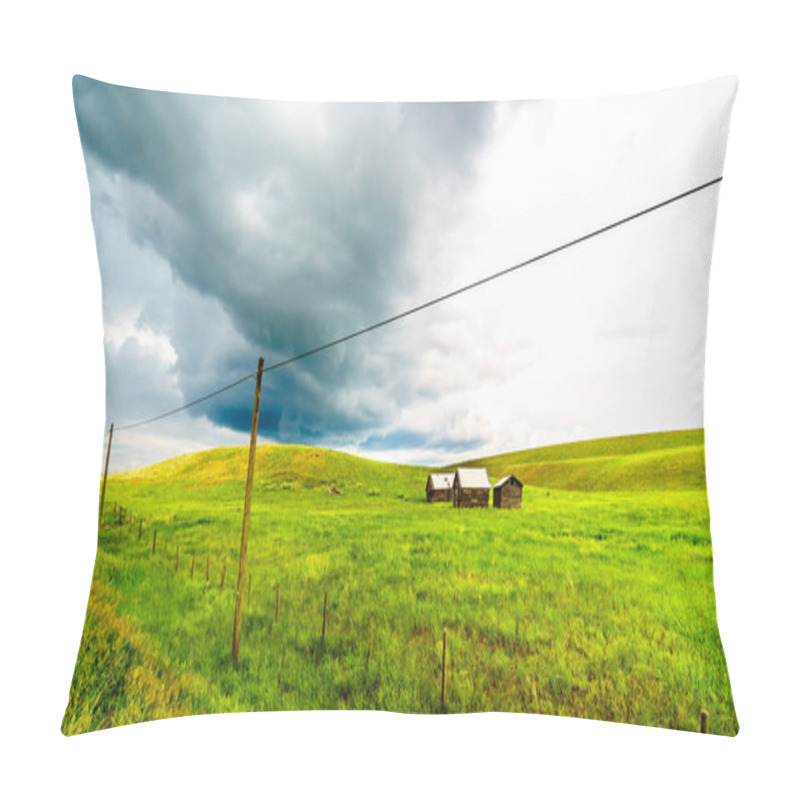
64;428;737;734
455;429;707;492
121;429;705;492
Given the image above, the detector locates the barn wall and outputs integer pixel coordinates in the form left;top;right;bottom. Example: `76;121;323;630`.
493;485;522;509
427;488;453;503
454;488;489;508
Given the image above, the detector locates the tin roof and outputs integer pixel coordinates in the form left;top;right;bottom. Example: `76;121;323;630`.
455;467;491;490
493;474;523;490
428;473;454;490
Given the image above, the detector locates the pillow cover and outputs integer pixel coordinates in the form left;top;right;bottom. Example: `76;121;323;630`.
64;75;738;735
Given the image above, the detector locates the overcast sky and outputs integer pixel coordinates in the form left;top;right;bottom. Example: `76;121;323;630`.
74;76;737;471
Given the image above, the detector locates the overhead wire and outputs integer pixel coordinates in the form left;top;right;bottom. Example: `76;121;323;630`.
113;176;722;433
115;373;258;431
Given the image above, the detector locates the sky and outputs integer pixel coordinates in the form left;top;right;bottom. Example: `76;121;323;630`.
73;76;737;472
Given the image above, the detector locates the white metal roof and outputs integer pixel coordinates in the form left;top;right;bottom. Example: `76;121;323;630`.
428;473;454;490
493;475;523;489
455;467;491;490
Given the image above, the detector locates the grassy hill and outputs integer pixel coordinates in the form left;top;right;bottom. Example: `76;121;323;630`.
454;429;706;492
116;428;706;494
116;442;429;494
64;428;736;735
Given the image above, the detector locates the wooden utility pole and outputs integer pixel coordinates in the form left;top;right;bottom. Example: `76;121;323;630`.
98;423;113;528
232;356;265;665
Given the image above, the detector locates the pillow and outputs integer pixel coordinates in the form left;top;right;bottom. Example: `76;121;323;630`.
64;75;738;735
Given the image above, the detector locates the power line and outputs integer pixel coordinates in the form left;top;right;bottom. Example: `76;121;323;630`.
116;373;256;431
114;176;722;432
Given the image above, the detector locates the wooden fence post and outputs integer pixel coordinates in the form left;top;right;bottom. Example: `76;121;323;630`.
152;528;157;555
701;709;709;734
441;629;448;713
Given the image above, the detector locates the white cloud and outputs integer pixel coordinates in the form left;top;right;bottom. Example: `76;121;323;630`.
77;77;736;470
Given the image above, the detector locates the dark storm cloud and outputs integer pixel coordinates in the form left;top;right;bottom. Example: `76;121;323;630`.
74;76;492;442
359;429;486;454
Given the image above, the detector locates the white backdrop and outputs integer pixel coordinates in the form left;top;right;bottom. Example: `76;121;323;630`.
1;2;797;797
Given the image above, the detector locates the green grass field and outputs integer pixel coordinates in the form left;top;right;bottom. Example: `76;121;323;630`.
63;428;737;735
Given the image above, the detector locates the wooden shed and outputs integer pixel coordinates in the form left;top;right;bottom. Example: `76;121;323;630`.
426;473;454;503
453;467;491;508
493;475;523;509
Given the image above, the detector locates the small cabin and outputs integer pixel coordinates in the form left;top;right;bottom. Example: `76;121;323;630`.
426;473;454;503
493;475;523;509
453;467;491;508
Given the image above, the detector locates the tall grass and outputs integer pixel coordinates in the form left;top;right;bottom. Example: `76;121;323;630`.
64;429;737;735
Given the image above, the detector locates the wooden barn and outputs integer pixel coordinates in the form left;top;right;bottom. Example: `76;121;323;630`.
493;475;523;509
453;467;491;508
426;473;454;503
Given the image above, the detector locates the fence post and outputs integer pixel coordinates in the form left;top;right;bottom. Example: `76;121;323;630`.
152;528;157;555
701;709;709;734
441;629;448;713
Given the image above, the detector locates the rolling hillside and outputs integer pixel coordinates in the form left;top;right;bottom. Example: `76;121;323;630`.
115;428;706;495
455;429;707;492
